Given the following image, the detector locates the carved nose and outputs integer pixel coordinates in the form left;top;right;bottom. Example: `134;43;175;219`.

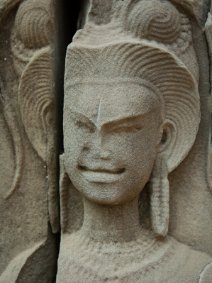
82;133;112;160
99;148;112;160
83;144;112;160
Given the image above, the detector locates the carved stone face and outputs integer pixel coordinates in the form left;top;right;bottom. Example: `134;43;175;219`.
64;82;163;205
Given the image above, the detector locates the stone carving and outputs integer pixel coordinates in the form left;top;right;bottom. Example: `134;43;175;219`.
0;1;23;200
0;0;21;24
57;0;212;282
11;0;53;76
205;2;212;194
168;0;212;255
10;0;58;232
0;0;58;281
0;79;24;199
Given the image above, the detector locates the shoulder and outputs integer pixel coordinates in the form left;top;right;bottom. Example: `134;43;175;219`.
199;262;212;283
168;237;212;282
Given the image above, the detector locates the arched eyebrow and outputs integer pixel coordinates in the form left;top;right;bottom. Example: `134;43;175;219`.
69;109;96;130
69;108;158;132
102;114;145;132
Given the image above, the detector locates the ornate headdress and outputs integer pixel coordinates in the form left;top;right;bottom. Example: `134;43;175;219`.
11;0;53;76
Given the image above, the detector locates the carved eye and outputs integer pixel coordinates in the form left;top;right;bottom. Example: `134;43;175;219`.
74;120;85;128
129;125;143;133
73;119;95;133
112;125;143;133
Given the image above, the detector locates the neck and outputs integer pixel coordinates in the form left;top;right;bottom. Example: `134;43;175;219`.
80;197;141;243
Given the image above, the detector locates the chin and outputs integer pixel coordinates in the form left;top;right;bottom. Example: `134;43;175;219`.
70;172;145;205
85;195;129;206
79;183;139;206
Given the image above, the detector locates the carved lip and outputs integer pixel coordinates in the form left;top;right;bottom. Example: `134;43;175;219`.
78;165;125;174
78;165;125;183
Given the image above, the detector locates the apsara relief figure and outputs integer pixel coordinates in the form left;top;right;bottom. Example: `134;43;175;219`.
57;0;212;282
0;0;58;281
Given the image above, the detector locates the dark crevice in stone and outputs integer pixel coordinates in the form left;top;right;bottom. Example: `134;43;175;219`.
53;0;82;281
55;0;82;154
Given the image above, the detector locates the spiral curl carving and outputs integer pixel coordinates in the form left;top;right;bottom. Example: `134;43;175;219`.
124;0;192;53
15;0;52;49
18;48;53;162
11;0;53;76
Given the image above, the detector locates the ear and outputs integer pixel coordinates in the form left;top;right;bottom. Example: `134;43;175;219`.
60;154;72;233
158;120;177;166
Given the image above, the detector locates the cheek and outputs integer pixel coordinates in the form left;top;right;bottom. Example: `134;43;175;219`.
64;127;82;168
64;122;89;150
125;131;158;170
102;129;159;167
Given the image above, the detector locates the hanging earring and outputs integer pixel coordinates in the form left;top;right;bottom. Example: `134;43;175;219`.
150;154;169;237
60;154;71;233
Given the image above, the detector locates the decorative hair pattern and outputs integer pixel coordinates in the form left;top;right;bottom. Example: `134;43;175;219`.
124;0;192;53
15;0;52;49
18;48;53;162
73;0;198;79
11;0;53;76
7;0;58;232
18;47;58;233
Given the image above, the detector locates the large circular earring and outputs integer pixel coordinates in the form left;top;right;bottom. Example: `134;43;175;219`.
150;154;169;237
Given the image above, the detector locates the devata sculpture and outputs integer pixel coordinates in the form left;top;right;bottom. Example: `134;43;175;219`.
0;0;58;281
57;0;212;282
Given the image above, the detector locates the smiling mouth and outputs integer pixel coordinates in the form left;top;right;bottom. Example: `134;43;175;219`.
78;165;125;175
78;165;125;183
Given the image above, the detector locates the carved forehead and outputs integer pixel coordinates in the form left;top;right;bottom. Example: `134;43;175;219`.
65;82;163;123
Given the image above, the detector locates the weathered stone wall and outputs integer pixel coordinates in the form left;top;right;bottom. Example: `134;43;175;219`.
0;0;58;282
0;0;212;282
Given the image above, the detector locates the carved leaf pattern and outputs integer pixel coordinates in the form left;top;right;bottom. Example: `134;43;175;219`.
18;48;53;162
0;80;24;199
